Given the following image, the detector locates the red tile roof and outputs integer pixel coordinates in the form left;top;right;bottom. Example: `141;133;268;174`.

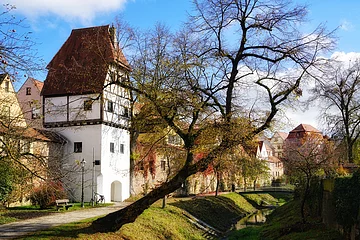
277;132;288;140
290;124;321;133
32;78;44;92
268;156;281;163
0;126;67;143
42;25;130;96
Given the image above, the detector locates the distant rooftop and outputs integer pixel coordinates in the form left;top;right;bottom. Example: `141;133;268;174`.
289;124;321;133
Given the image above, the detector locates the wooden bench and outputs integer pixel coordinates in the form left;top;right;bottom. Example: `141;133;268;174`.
55;199;73;211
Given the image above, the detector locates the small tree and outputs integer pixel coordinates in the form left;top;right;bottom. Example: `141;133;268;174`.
284;134;335;223
28;181;67;209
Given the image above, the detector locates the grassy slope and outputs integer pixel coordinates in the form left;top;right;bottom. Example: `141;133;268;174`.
228;198;343;240
20;193;295;240
171;193;256;232
20;193;264;239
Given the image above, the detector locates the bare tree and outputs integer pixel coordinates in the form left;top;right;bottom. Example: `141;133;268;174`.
0;74;66;206
312;60;360;163
284;134;335;223
94;0;334;231
0;4;43;78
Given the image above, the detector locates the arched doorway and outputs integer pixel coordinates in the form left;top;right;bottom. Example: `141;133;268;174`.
111;181;122;202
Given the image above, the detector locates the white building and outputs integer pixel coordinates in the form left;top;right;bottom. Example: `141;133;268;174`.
41;25;131;202
256;140;284;183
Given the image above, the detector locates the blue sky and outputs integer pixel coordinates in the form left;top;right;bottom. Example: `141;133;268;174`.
3;0;360;132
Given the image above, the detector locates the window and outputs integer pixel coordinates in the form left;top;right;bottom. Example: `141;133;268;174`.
122;107;130;118
31;107;40;119
110;142;115;153
84;100;92;111
168;135;182;145
160;160;166;171
26;87;31;95
74;142;82;153
107;100;114;112
4;81;9;92
120;143;124;154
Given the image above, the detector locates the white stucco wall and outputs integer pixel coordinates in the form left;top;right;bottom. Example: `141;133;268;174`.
51;124;130;203
44;96;67;123
68;94;101;121
44;94;102;124
100;125;130;202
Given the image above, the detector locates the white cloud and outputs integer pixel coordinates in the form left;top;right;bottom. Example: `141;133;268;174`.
7;0;128;24
340;19;354;31
330;51;360;63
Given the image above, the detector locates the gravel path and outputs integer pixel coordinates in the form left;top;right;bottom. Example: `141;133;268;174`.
0;202;131;239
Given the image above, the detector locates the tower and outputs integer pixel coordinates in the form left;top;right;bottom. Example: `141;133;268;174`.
41;25;131;202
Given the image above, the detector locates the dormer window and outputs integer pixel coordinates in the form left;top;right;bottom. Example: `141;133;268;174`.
26;87;31;95
107;100;114;113
84;100;92;111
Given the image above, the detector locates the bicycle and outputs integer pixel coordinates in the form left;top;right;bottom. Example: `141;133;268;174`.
89;192;105;205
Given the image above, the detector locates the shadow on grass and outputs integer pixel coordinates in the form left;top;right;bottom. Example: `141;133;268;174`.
170;195;247;232
2;211;56;221
22;219;104;239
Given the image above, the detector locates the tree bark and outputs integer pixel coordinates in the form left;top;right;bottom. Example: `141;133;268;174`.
162;195;166;209
215;171;220;196
301;176;311;224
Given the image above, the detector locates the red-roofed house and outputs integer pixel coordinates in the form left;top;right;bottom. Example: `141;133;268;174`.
42;25;131;203
285;124;323;146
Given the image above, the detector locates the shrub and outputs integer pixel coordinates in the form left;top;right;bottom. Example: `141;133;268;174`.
28;181;67;209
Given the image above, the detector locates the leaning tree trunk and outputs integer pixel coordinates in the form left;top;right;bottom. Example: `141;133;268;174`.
93;171;186;231
91;150;209;232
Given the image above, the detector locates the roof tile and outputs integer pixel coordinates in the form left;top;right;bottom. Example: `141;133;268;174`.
42;25;130;96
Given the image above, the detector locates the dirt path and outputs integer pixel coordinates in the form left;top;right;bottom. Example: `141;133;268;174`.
0;202;131;239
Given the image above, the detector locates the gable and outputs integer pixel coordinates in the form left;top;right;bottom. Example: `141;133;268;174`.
0;74;27;127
